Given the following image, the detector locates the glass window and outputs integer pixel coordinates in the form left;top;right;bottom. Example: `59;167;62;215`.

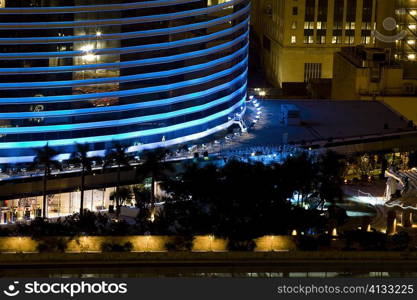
291;21;298;29
361;35;372;44
304;36;314;44
292;7;298;15
345;35;355;44
317;22;327;29
304;21;315;29
332;36;342;44
317;35;326;44
345;22;356;30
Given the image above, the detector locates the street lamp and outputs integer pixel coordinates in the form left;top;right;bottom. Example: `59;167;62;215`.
209;235;214;252
269;235;274;252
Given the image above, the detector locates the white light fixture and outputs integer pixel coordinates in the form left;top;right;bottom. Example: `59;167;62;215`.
82;53;96;62
80;44;94;52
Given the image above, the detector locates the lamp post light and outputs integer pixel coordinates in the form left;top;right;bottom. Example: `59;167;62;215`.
145;235;150;252
269;235;274;252
209;235;214;252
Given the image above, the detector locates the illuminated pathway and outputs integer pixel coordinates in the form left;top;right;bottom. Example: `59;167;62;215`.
343;185;388;231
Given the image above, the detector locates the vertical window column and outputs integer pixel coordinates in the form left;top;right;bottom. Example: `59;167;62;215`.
332;0;344;44
361;0;373;44
304;0;316;44
317;0;328;44
345;0;357;44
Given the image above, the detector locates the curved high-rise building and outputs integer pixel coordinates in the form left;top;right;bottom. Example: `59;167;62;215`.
0;0;249;164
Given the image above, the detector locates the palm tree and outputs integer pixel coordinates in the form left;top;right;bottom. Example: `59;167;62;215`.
110;186;133;209
30;144;62;218
136;148;174;209
103;143;132;211
69;143;100;215
132;184;152;221
317;151;345;208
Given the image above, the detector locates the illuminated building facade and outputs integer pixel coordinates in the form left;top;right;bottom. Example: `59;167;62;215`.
395;0;417;61
251;0;385;88
0;0;249;164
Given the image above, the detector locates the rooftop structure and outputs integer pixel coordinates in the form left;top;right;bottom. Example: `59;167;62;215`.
332;46;417;123
230;99;417;154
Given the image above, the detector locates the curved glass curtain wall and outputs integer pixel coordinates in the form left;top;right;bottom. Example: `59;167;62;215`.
0;0;250;163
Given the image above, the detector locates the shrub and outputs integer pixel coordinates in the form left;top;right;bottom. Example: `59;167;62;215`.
297;236;319;251
317;234;331;247
100;241;133;252
227;239;256;251
165;236;195;251
36;238;68;253
343;230;387;251
389;232;410;251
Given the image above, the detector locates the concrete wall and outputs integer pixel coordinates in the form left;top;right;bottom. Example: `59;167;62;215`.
331;53;360;100
381;97;417;125
0;236;297;253
254;235;297;252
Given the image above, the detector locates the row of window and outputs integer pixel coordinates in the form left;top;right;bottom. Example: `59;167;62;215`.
291;35;374;45
291;20;375;31
291;0;372;21
289;0;374;46
299;21;374;30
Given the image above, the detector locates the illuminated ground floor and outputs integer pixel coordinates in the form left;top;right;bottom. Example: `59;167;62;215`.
0;188;115;224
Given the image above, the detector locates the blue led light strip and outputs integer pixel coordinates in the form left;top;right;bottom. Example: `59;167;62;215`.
0;44;248;90
0;85;246;134
0;17;249;60
0;108;246;164
0;0;203;14
0;58;248;104
0;74;247;119
0;4;249;45
0;0;245;29
0;98;246;150
0;32;248;74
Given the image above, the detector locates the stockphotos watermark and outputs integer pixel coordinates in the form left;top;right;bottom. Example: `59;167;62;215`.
2;281;128;298
372;17;407;43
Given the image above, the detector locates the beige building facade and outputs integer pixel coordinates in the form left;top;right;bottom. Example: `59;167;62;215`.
251;0;389;88
395;0;417;61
